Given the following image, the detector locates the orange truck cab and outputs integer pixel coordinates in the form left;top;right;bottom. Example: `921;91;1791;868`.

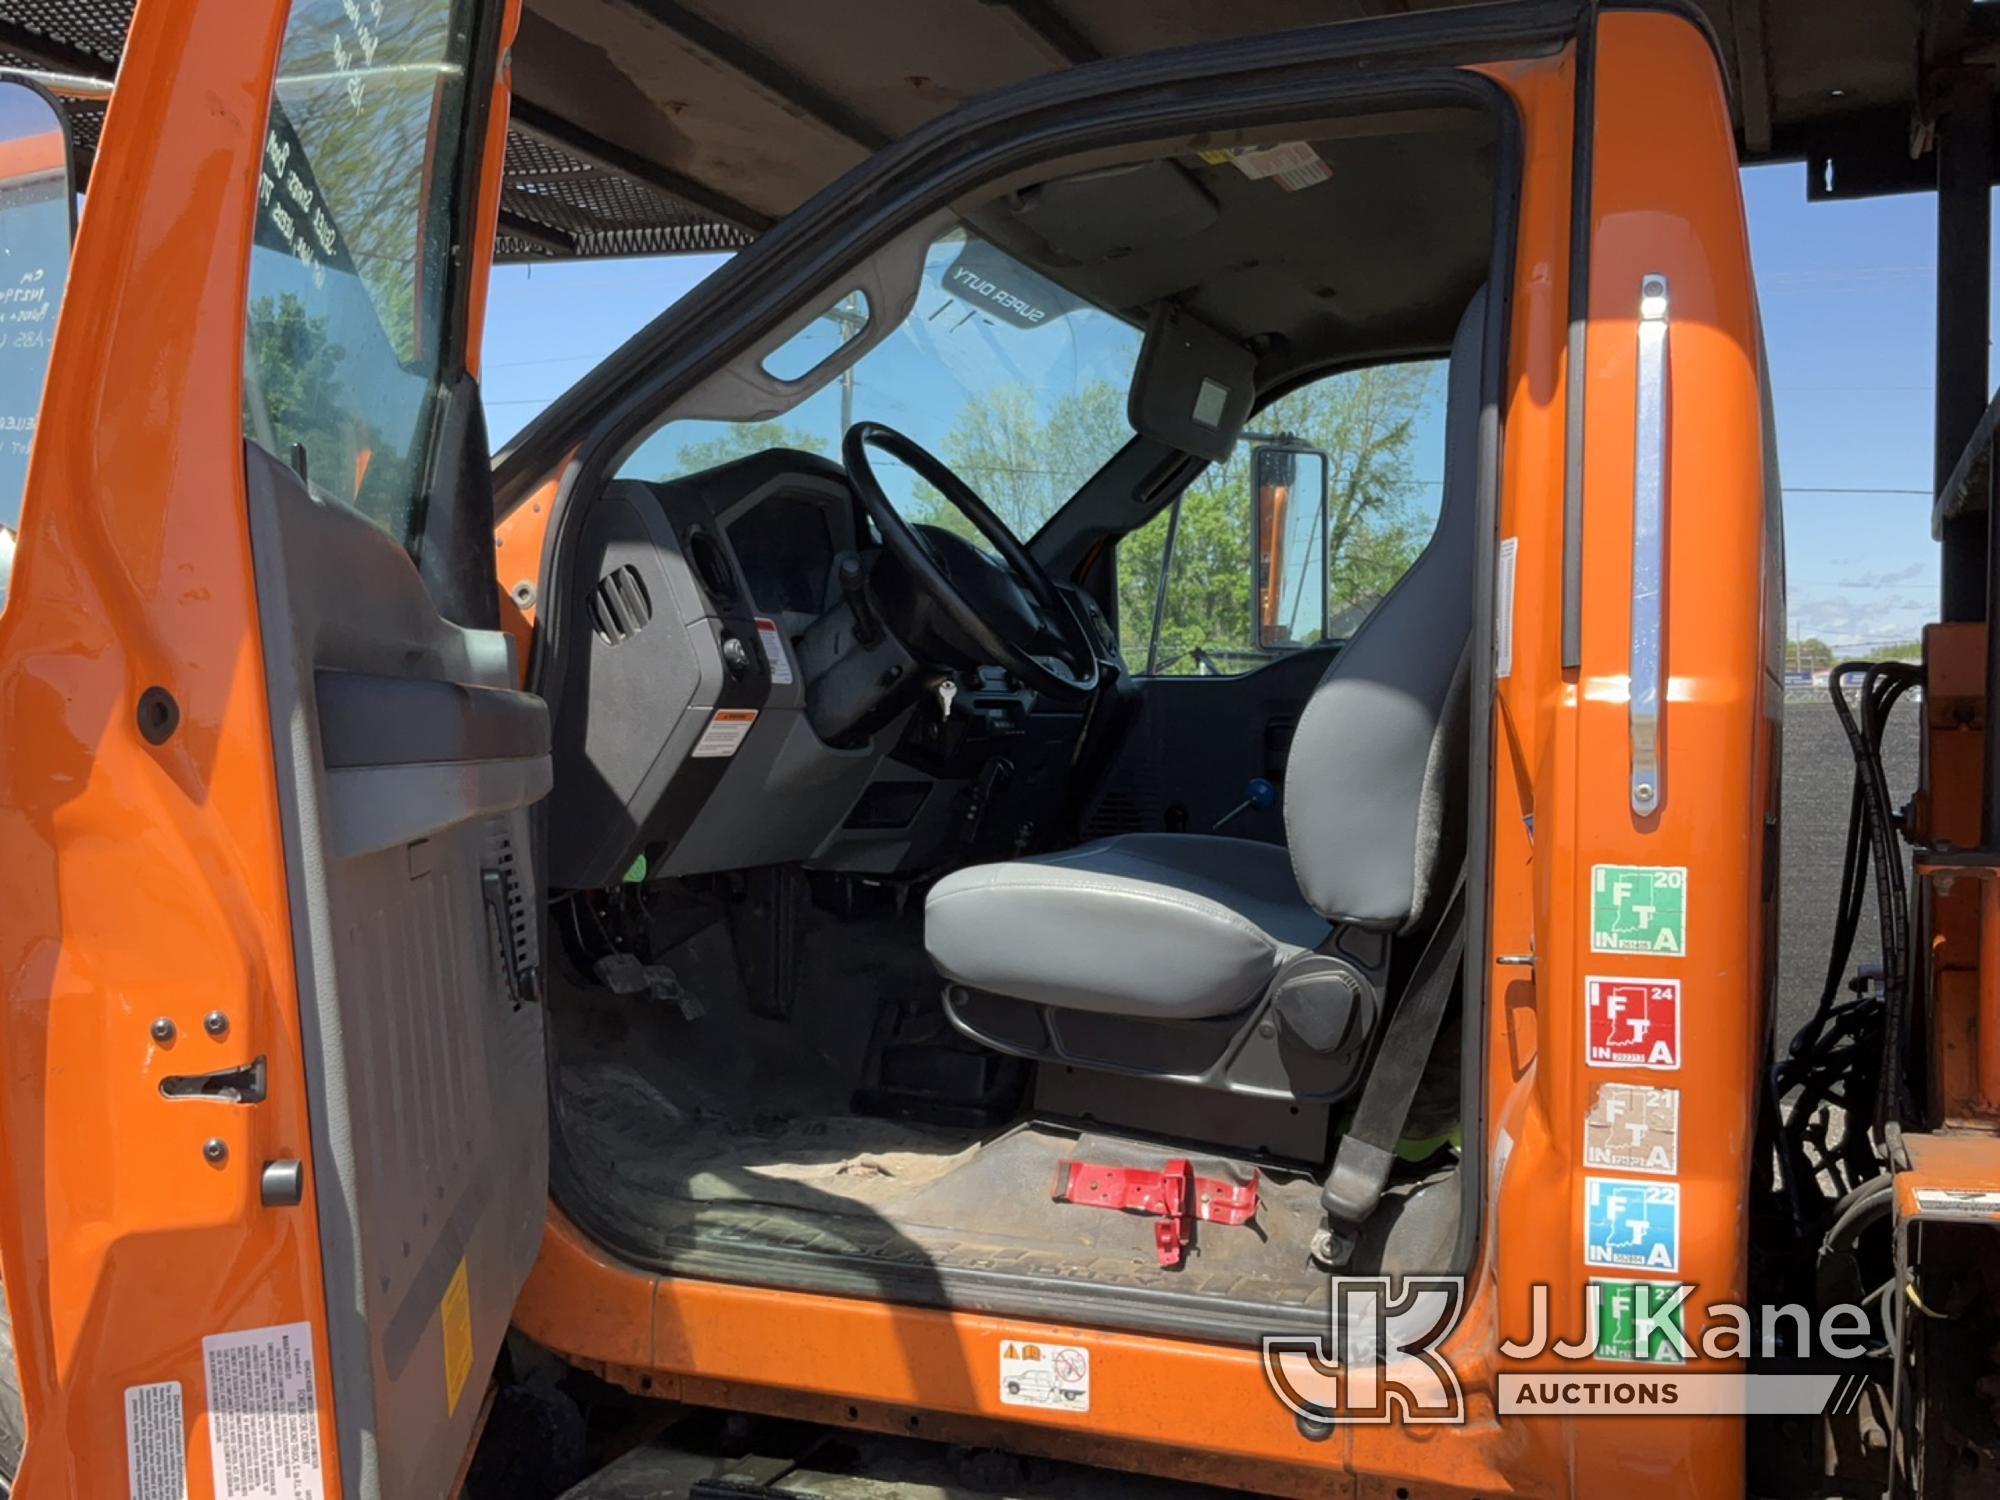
0;0;1992;1496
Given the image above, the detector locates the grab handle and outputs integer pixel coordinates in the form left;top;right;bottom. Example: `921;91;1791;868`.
1630;274;1669;818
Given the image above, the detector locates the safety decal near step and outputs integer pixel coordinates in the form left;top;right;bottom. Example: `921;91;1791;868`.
691;708;757;758
999;1340;1090;1412
1584;1177;1681;1275
202;1321;324;1500
1584;977;1682;1071
1584;1082;1680;1175
123;1380;186;1500
1589;865;1687;956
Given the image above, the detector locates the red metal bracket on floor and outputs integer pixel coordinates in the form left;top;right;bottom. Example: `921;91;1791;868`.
1052;1158;1260;1267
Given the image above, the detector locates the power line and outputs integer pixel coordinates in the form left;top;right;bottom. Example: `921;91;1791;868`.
1784;485;1931;496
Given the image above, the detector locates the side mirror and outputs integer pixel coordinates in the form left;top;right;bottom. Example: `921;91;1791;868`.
1251;438;1329;651
0;75;74;613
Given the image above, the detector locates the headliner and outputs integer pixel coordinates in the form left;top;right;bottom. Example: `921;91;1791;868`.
966;107;1498;369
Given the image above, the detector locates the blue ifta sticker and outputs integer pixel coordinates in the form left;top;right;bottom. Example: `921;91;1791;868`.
1584;1177;1681;1274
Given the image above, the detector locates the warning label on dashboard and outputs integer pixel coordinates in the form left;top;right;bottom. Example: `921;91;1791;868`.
754;618;794;685
691;708;758;758
202;1321;324;1500
124;1380;187;1500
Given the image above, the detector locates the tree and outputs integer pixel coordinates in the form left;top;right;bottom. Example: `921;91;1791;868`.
933;382;1130;542
244;291;368;497
1118;363;1439;670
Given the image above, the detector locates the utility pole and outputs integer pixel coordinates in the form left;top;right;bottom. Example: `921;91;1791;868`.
830;292;868;437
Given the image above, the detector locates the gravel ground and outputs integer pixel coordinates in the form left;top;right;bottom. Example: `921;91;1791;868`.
1776;694;1922;1047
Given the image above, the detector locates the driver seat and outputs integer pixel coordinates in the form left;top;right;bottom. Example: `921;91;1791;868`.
923;288;1485;1097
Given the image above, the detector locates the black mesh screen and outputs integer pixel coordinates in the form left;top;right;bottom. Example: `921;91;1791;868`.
498;127;754;261
0;0;130;69
0;0;752;261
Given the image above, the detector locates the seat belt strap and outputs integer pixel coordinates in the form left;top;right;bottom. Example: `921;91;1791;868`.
1320;877;1468;1229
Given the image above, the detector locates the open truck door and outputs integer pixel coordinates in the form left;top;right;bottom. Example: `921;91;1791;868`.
0;2;545;1495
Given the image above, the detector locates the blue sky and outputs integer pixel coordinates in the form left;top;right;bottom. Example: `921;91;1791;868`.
1743;163;1962;651
485;165;1968;652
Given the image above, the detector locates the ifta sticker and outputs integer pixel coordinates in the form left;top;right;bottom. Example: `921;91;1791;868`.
1584;1082;1680;1175
1591;1279;1690;1363
1584;977;1682;1071
1584;1177;1681;1274
1590;865;1687;955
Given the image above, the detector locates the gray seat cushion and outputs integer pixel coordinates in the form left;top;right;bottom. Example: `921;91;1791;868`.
924;833;1327;1021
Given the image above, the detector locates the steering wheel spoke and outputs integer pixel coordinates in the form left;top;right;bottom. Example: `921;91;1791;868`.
841;422;1099;701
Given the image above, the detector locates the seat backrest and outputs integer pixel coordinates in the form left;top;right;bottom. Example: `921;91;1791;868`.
1282;287;1486;933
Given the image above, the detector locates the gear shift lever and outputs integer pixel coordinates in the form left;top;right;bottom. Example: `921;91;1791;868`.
837;552;882;646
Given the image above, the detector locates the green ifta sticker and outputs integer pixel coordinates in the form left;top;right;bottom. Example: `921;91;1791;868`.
1591;865;1687;956
1592;1279;1689;1363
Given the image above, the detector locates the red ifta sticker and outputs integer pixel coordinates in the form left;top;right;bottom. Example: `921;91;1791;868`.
1584;978;1682;1071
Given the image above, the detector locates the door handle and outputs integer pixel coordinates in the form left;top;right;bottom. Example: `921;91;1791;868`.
1630;274;1669;818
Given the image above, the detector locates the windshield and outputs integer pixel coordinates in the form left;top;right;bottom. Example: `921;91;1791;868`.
619;227;1144;540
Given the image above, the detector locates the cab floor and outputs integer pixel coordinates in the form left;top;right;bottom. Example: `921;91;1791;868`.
547;895;1453;1313
558;1055;1334;1309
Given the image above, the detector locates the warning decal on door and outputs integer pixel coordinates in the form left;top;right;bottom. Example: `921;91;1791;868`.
690;708;757;758
202;1321;324;1500
999;1340;1090;1412
124;1380;187;1500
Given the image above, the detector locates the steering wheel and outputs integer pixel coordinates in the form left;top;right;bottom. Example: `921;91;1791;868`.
842;421;1100;700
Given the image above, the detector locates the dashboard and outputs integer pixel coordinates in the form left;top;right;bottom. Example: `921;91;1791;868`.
541;448;1124;891
726;493;839;616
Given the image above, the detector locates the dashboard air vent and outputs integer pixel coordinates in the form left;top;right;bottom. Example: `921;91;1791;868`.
686;530;737;601
590;565;652;645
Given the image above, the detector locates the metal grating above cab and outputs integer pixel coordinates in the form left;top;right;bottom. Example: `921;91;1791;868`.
0;0;755;262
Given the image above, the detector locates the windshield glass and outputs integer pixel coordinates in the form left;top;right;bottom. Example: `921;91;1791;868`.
619;227;1144;540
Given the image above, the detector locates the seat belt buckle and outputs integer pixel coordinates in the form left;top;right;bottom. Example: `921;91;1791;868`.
1320;1136;1396;1230
1052;1157;1259;1268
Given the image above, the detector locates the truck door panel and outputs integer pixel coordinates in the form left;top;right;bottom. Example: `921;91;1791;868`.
0;0;541;1493
244;441;548;1499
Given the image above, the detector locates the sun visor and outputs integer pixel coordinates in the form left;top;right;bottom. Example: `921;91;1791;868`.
1127;305;1255;463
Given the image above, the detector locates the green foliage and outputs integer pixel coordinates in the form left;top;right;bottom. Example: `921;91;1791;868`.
1119;362;1441;672
244;291;358;495
930;382;1131;542
266;0;460;359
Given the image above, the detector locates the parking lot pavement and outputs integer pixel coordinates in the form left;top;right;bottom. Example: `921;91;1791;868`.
1776;694;1922;1049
